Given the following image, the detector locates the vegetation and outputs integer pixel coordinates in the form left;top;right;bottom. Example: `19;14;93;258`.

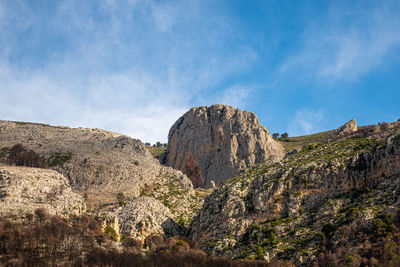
277;129;334;152
2;143;46;168
104;225;118;241
0;210;291;266
48;152;72;166
280;132;288;138
0;144;72;168
146;145;166;158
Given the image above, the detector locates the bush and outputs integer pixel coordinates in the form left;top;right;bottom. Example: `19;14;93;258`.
7;144;46;168
104;225;118;241
48;152;71;167
281;132;289;138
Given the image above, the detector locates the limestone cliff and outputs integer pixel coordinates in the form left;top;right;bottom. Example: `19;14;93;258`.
164;105;283;188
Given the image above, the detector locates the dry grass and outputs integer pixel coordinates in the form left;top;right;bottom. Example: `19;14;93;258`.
276;130;335;153
146;146;166;158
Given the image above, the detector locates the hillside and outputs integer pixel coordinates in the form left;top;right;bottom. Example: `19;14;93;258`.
189;121;400;265
1;116;399;266
276;130;335;153
0;120;203;241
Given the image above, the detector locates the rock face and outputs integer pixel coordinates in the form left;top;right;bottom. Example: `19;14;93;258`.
189;122;400;264
335;119;357;136
164;105;283;187
116;197;183;242
0;165;85;219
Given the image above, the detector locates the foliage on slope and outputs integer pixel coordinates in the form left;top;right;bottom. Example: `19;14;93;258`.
190;122;400;266
0;210;293;267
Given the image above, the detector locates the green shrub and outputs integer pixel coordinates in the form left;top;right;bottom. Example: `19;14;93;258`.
48;152;72;166
104;225;118;241
322;222;336;239
177;217;186;227
120;234;128;242
344;255;355;267
373;212;394;237
281;132;289;138
256;245;264;260
0;147;9;157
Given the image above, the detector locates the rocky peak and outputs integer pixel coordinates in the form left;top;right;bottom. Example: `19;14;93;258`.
164;104;283;188
335;119;357;136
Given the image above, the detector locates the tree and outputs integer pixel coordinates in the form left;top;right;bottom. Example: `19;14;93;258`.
163;143;168;148
145;142;151;146
281;132;289;138
156;141;162;147
272;133;279;138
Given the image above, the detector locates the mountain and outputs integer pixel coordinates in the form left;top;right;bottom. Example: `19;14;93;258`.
0;111;399;266
0;120;203;241
189;120;400;265
163;104;283;188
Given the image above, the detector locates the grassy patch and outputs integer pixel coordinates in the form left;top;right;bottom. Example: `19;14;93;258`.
48;152;72;167
277;130;334;152
0;147;10;157
146;146;166;158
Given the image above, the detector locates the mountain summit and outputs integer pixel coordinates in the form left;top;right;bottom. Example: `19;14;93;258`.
163;104;283;187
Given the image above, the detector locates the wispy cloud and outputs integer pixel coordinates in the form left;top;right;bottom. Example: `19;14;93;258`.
287;109;325;136
0;0;256;143
217;85;250;109
280;1;400;82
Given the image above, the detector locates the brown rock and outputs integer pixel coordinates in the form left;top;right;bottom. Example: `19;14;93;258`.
164;105;283;187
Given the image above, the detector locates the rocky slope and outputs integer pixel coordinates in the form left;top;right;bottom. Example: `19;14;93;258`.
164;104;283;188
0;165;85;219
189;121;400;265
0;120;203;240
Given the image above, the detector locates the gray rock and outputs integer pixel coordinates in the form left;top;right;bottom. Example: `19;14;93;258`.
116;197;183;242
335;119;357;136
0;165;85;219
0;121;197;209
164;105;283;187
0;120;204;240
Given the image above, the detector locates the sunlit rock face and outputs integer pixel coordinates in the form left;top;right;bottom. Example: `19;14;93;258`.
164;104;283;188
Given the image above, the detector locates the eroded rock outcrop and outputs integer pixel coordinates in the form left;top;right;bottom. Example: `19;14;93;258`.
0;165;85;219
116;197;183;242
335;119;357;136
164;105;283;187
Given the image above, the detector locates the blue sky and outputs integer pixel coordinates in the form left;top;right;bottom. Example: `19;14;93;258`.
1;0;399;143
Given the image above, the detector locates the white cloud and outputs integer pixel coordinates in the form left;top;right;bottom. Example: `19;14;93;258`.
0;0;257;143
280;1;400;82
287;109;325;136
218;85;250;109
0;65;187;143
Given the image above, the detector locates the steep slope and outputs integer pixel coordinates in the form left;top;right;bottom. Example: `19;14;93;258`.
164;105;283;188
0;120;203;240
0;165;85;218
189;121;400;265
